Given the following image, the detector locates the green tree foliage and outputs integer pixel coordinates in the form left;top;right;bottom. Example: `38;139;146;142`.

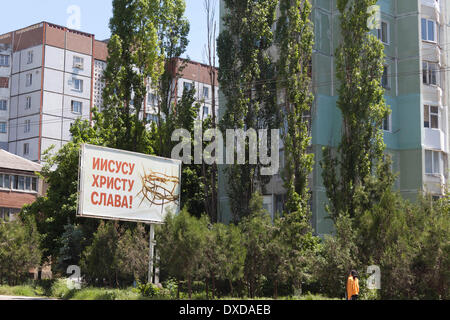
0;216;41;285
117;223;149;284
100;0;164;153
21;120;103;266
81;221;120;287
80;222;150;288
218;0;279;221
313;214;359;298
153;88;211;218
320;0;390;221
238;193;273;298
410;194;450;300
276;0;314;207
57;223;84;274
155;208;208;299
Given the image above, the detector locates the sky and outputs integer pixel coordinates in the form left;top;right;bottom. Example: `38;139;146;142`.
0;0;219;64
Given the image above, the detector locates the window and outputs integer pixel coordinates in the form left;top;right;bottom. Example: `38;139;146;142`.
382;65;389;89
71;100;82;114
1;174;37;192
26;96;31;110
425;150;441;174
424;105;439;129
25;176;31;190
0;122;6;133
27;50;33;64
26;73;32;87
382;114;391;132
203;87;209;99
24;119;31;133
148;93;157;106
183;82;193;93
73;56;84;69
203;106;209;118
0;54;9;67
18;176;25;190
146;114;159;123
32;177;37;191
0;174;10;189
23;143;29;156
73;78;83;92
377;21;389;44
423;62;438;86
421;18;436;42
0;100;7;111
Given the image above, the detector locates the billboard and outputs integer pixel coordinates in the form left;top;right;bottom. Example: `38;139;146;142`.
77;144;182;224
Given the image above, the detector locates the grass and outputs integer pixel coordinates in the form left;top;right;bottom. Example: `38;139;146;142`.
0;280;338;300
0;284;44;297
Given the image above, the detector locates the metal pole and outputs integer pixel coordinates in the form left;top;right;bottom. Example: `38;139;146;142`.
154;250;160;284
148;224;155;284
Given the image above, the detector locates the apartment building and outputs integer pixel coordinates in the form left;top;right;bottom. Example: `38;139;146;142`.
0;22;108;162
145;58;219;123
0;23;219;161
218;0;450;235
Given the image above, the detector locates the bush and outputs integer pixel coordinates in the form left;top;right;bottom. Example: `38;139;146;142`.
135;281;160;297
0;218;41;286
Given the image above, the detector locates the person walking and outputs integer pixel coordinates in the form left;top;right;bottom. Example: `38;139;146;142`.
346;270;360;300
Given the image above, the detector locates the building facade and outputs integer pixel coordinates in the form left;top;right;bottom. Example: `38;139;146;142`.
218;0;450;235
0;23;219;162
145;58;219;123
0;149;43;221
0;22;109;162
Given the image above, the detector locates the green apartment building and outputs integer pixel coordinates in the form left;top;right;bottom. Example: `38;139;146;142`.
218;0;450;235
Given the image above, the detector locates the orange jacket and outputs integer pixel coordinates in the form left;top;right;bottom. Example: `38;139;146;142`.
347;275;359;299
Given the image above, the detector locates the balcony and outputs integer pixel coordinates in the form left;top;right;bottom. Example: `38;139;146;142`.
424;128;447;153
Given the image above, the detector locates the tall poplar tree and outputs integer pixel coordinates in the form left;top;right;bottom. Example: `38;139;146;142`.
275;0;319;295
218;0;279;222
101;0;164;153
321;0;391;221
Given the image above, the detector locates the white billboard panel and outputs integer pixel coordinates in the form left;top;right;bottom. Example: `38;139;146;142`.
78;144;181;224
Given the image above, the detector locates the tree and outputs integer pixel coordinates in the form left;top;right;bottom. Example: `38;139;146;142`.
312;214;359;298
81;221;120;287
117;223;149;284
22;119;103;266
100;0;164;153
203;0;218;222
155;208;208;299
0;216;41;285
56;222;84;274
218;0;279;222
410;194;450;300
239;193;272;298
320;0;390;221
275;0;319;297
220;223;246;297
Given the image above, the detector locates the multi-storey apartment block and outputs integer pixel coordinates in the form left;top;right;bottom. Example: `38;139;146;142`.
218;0;450;235
0;22;109;162
145;58;219;123
0;23;219;161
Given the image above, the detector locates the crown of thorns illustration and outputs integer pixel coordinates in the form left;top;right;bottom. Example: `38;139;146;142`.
137;168;180;207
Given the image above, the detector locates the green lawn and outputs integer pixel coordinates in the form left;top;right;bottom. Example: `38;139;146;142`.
0;280;338;300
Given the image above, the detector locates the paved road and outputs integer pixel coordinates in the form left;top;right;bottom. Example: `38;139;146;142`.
0;295;58;300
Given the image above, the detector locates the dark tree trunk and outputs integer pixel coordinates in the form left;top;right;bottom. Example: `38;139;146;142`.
212;274;216;299
188;275;192;299
229;279;234;297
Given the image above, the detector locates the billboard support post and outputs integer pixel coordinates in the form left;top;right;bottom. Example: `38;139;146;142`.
148;223;155;284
